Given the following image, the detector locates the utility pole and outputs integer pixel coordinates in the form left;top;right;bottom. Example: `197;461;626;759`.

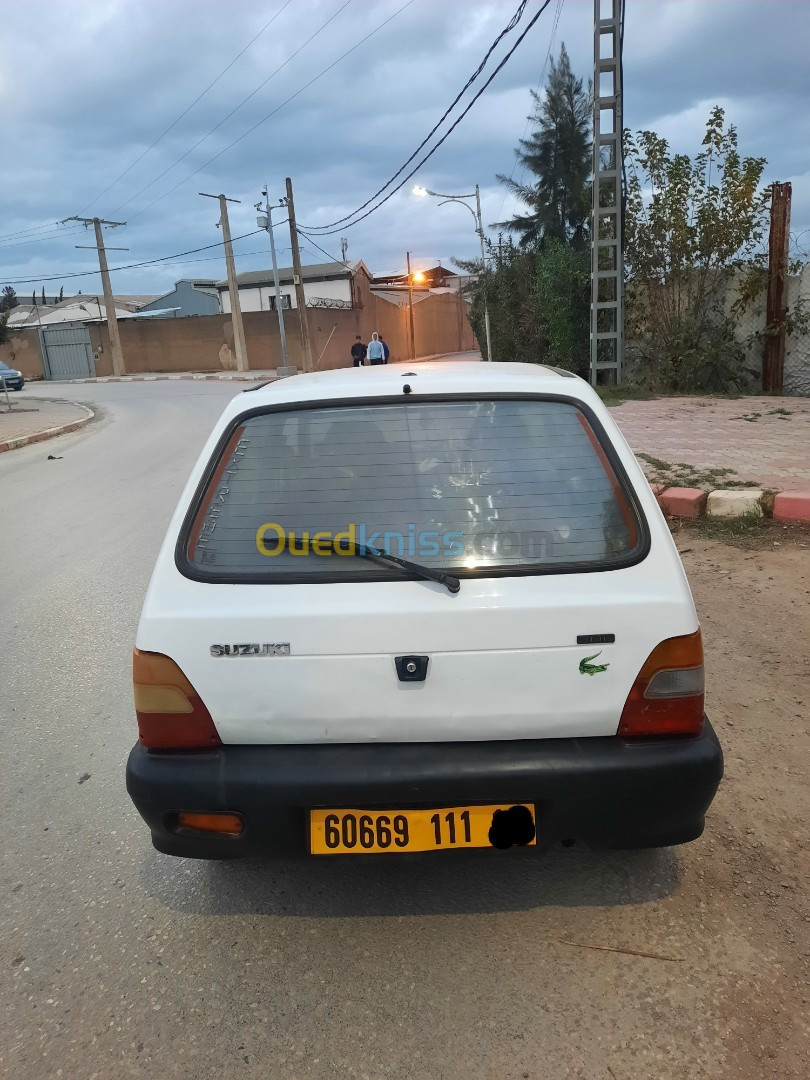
473;186;493;363
200;192;248;372
284;177;313;373
256;187;294;376
590;0;625;386
406;251;416;360
66;215;128;376
763;181;792;394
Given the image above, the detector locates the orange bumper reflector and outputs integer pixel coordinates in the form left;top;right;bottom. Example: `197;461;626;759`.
177;812;244;836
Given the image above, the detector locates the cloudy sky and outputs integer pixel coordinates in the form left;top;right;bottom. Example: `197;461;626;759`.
1;0;809;299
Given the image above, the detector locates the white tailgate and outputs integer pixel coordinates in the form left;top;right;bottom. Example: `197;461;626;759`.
137;554;697;744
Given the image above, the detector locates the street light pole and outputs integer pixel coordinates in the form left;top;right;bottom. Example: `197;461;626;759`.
257;187;292;374
473;185;493;364
412;185;493;362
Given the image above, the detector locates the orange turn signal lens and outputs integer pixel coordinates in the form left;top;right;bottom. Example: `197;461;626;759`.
176;812;244;836
133;649;221;750
619;630;705;737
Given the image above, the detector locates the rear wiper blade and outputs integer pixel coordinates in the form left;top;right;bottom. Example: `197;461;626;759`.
333;540;460;595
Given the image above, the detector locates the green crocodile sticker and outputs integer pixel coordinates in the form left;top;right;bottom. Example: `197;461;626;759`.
579;651;610;676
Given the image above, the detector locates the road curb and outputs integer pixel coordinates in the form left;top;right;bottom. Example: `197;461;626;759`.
653;483;810;525
0;402;95;453
66;373;277;384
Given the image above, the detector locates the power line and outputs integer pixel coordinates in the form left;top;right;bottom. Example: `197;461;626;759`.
305;0;555;236
302;0;530;233
0;225;85;251
495;0;564;224
78;2;293;215
122;0;414;224
0;221;78;243
0;230;264;286
108;0;354;218
295;229;349;267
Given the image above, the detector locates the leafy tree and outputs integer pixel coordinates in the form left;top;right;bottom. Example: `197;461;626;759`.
456;238;590;374
624;106;771;391
0;310;9;345
496;44;591;249
1;286;19;311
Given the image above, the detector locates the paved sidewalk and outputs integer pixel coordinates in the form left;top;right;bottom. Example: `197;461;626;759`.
610;395;810;489
0;398;94;452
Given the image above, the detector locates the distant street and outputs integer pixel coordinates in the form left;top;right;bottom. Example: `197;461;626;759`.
1;380;806;1080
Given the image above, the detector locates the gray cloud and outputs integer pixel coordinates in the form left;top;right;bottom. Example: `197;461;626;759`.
1;0;808;295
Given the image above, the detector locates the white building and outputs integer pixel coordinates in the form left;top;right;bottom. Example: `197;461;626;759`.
216;261;370;314
7;294;158;327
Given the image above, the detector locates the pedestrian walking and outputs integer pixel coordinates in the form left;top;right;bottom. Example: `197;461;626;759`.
381;338;390;364
351;336;367;367
366;332;385;366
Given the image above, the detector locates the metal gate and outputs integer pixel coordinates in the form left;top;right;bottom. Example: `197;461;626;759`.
40;324;95;380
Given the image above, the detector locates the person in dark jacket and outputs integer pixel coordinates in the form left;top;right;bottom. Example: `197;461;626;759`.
350;336;367;367
381;339;390;364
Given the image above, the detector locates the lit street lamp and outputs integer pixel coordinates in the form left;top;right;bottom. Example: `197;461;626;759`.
413;184;492;362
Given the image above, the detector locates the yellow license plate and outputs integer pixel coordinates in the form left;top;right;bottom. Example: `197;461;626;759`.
309;804;536;855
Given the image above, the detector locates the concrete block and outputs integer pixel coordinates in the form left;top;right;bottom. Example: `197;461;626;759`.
658;487;707;519
773;491;810;523
706;489;764;518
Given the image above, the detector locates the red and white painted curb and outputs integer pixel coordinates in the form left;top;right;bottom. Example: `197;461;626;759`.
0;402;95;453
66;373;276;384
653;484;810;525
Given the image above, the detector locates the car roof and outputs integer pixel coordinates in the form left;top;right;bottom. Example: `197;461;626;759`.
239;361;589;410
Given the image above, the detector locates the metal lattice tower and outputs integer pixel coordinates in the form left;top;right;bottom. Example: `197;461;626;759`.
590;0;624;385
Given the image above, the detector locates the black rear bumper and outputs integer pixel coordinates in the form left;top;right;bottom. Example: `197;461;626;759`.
126;722;723;859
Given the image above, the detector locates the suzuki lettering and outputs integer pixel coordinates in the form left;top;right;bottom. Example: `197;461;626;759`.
210;644;290;657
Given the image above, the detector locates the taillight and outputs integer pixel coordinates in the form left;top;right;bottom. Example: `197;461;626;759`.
619;630;705;737
133;649;221;750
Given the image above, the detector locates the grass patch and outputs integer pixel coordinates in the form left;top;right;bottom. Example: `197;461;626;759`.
636;453;754;491
597;386;657;406
673;515;810;551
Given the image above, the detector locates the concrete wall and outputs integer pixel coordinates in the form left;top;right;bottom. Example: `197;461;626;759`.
85;284;475;376
0;327;46;379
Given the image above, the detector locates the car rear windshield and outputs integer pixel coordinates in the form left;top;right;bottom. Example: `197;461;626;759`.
182;398;645;581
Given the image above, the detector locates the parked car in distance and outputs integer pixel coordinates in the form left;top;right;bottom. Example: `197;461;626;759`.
126;360;723;860
0;361;25;390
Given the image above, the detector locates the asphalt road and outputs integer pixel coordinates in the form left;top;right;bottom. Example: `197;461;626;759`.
1;381;805;1080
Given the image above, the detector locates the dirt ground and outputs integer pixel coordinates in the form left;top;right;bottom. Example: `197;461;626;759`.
670;528;809;1077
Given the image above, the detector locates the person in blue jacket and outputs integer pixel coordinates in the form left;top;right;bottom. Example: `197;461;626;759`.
366;333;385;366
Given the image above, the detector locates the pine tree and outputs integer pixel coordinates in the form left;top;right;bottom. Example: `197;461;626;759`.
497;44;591;249
41;286;46;305
0;286;19;311
59;286;64;302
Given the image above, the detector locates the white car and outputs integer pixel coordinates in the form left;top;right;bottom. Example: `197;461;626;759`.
126;361;722;859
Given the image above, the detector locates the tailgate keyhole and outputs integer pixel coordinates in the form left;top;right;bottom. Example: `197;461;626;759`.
395;655;429;682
